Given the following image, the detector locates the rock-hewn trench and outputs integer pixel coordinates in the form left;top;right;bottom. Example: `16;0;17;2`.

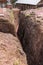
17;12;43;65
0;8;43;65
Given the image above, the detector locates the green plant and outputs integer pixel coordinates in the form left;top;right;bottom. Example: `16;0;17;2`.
13;59;20;65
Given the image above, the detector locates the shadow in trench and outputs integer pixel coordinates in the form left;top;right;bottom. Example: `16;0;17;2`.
17;15;43;65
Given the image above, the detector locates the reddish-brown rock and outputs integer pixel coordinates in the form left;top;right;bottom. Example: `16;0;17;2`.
0;32;27;65
17;7;43;65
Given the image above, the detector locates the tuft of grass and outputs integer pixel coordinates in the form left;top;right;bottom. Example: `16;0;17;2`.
13;59;20;65
25;14;31;17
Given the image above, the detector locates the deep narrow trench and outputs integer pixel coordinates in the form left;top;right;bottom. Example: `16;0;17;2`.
17;13;43;65
0;11;43;65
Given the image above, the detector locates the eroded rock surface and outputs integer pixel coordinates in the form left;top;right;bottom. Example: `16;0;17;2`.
17;7;43;65
0;32;27;65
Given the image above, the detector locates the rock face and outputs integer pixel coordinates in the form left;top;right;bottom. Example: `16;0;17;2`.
13;8;20;33
0;8;28;65
0;8;20;35
0;8;19;36
0;19;16;36
0;32;27;65
17;8;43;65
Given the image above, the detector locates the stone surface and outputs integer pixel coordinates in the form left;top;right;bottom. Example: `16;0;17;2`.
13;8;20;33
0;32;27;65
0;8;20;35
17;7;43;65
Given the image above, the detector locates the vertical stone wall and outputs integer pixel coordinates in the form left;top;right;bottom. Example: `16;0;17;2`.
13;8;20;33
17;10;43;65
